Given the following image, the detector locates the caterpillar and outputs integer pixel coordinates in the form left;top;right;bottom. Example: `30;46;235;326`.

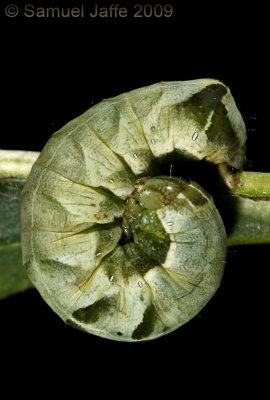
21;79;246;341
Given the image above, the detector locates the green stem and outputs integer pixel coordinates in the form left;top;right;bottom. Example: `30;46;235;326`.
0;149;39;179
216;171;270;246
232;171;270;197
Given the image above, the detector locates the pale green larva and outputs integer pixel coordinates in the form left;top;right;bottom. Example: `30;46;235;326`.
21;79;246;341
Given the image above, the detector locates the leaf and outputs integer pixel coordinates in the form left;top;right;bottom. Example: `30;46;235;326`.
0;150;39;299
0;178;33;298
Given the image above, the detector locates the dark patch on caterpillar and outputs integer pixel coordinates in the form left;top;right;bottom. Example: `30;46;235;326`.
123;242;158;275
180;84;237;147
185;83;227;110
134;231;171;264
132;303;158;340
72;295;118;324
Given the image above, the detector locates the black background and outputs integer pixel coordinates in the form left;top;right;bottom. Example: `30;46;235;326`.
0;0;268;391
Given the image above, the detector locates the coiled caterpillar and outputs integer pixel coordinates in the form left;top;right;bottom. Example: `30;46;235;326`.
21;79;246;341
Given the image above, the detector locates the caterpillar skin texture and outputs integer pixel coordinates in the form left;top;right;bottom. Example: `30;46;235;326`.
21;79;246;341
